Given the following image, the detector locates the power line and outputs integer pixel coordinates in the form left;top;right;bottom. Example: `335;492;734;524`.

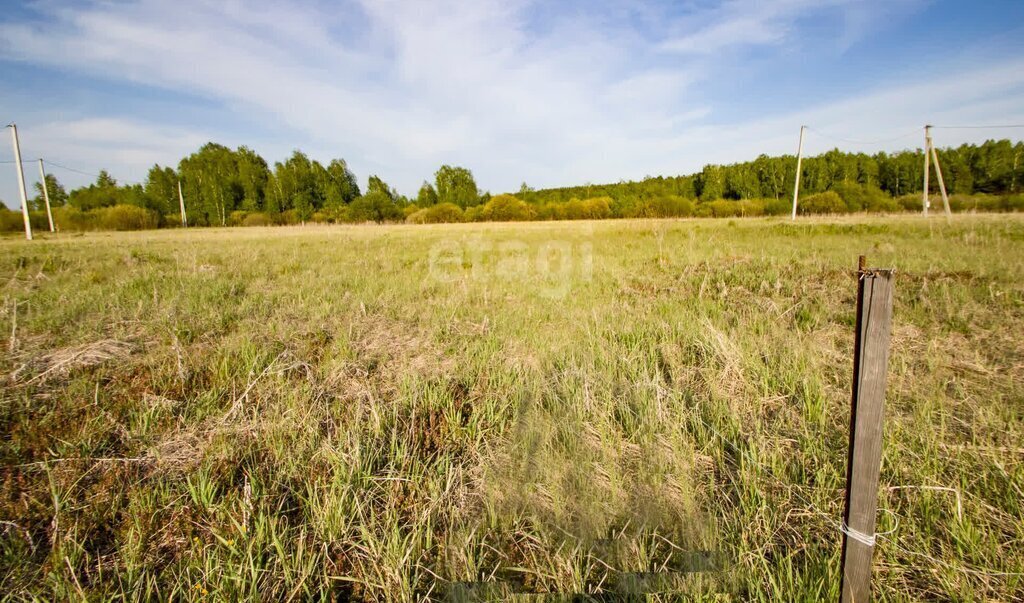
42;159;141;186
805;126;921;146
43;159;105;179
931;124;1024;129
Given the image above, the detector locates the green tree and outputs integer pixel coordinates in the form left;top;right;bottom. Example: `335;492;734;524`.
267;151;323;219
416;181;439;207
349;190;401;223
324;159;360;208
69;170;123;210
144;165;179;215
236;147;269;211
367;175;396;200
31;173;68;210
697;165;724;201
435;165;479;208
179;143;244;226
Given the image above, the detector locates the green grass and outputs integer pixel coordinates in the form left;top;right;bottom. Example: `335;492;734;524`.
1;215;1022;600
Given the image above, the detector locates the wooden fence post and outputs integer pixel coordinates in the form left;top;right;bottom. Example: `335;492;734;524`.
840;256;894;603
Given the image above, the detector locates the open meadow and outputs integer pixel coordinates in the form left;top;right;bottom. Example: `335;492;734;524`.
1;215;1022;600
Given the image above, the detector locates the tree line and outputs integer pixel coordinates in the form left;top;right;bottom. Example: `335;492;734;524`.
2;138;1022;231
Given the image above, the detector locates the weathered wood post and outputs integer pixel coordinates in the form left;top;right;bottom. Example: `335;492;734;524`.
840;256;894;603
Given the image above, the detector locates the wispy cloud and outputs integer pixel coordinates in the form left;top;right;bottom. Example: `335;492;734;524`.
0;0;1020;207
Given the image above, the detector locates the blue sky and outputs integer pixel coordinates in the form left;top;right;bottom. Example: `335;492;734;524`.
2;0;1024;208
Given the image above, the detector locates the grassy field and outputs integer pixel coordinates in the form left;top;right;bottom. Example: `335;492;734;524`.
1;215;1022;601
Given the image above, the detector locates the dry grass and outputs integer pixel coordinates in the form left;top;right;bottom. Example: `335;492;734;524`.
10;338;135;385
0;214;1022;600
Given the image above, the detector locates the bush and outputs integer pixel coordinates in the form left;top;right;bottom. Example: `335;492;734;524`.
701;198;763;218
0;209;57;232
242;212;273;227
705;199;740;218
1004;194;1024;211
535;202;564;221
407;202;465;224
582;197;613;219
96;205;160;230
736;199;765;216
646;195;694;218
799;191;846;215
345;192;403;223
864;194;900;213
896;194;922;211
228;210;249;226
693;204;712;218
0;208;24;232
478;194;536;222
764;198;791;216
51;206;93;231
832;182;892;212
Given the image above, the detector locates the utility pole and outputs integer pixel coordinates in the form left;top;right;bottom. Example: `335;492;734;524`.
7;124;33;241
922;125;951;218
38;159;55;232
929;138;951;217
791;125;806;220
177;180;188;228
922;126;931;216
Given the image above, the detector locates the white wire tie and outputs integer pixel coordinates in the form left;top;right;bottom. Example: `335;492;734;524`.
841;521;876;547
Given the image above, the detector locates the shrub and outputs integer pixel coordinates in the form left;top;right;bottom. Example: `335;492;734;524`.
345;192;403;223
1004;194;1024;211
535;203;564;221
736;199;765;216
51;206;93;230
96;204;160;230
478;194;536;222
764;198;791;216
948;194;979;212
563;198;586;219
29;211;51;231
799;191;846;215
242;212;273;227
693;204;713;218
863;192;900;213
702;198;763;218
705;199;740;218
649;195;694;218
830;182;895;212
896;194;922;211
407;202;465;224
0;208;24;232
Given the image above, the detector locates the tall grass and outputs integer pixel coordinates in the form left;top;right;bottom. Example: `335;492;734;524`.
0;215;1022;600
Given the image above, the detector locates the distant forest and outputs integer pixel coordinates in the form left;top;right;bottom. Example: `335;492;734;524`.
3;138;1022;231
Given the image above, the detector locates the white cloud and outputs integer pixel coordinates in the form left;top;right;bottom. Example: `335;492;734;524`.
0;0;1021;209
658;0;923;55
